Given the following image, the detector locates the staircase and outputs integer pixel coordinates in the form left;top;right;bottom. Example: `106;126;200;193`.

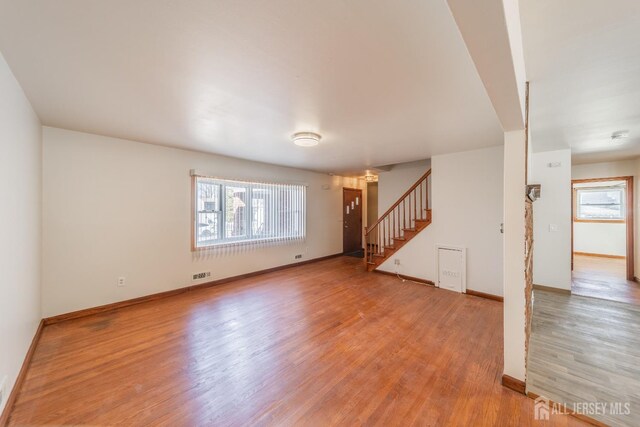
365;169;432;272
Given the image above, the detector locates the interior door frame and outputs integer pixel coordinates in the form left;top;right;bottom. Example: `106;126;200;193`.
571;176;634;281
342;187;363;254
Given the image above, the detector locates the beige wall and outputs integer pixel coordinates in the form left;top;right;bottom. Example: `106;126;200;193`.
42;127;345;317
0;53;42;414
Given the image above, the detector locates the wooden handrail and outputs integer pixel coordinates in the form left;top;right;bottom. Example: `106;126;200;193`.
364;168;431;268
365;169;431;235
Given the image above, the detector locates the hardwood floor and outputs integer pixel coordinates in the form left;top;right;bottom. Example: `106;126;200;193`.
527;289;640;427
7;257;584;426
572;254;640;305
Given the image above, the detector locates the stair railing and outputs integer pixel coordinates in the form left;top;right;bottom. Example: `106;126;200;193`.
364;169;431;265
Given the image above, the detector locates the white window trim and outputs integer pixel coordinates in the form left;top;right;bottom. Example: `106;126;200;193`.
576;187;625;221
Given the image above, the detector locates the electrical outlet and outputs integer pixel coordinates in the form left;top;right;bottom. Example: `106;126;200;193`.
295;254;303;259
192;272;211;281
394;259;400;265
117;277;126;287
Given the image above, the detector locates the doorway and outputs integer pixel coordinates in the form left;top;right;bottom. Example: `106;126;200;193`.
343;188;363;256
571;176;638;303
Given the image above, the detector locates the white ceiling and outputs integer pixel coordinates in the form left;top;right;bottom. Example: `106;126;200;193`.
521;0;640;164
0;0;503;174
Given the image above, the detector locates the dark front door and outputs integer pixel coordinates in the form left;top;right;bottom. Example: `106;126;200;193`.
343;188;363;254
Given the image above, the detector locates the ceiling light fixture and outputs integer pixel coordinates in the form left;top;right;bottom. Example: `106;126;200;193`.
292;131;321;147
611;130;629;144
365;175;377;182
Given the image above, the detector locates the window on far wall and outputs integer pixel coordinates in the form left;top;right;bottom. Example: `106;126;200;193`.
576;187;624;220
193;176;306;249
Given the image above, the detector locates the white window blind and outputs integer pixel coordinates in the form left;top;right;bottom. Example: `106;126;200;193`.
194;176;306;249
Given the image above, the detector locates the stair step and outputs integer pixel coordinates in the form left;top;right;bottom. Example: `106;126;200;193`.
403;228;417;232
394;237;406;241
384;246;395;250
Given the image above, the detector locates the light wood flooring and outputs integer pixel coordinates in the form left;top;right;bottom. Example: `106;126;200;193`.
527;289;640;427
572;254;640;305
7;257;585;426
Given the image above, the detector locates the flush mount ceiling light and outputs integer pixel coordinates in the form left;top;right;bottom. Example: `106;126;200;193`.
364;174;377;182
292;132;321;147
611;130;630;144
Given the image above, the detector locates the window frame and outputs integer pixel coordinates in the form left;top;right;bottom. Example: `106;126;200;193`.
574;186;625;223
192;176;306;250
222;182;250;242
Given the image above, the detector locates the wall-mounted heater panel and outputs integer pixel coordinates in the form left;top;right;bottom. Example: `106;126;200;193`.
436;245;466;293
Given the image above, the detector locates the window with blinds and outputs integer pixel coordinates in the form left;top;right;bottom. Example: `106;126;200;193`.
193;176;306;249
576;187;624;220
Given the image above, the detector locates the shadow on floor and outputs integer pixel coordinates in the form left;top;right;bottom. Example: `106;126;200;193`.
343;249;364;258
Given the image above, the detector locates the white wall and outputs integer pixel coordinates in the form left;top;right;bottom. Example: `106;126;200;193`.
572;159;638;272
530;149;572;290
378;159;431;213
42;127;344;317
503;130;526;382
0;53;42;414
572;159;637;181
377;145;504;297
574;222;625;256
